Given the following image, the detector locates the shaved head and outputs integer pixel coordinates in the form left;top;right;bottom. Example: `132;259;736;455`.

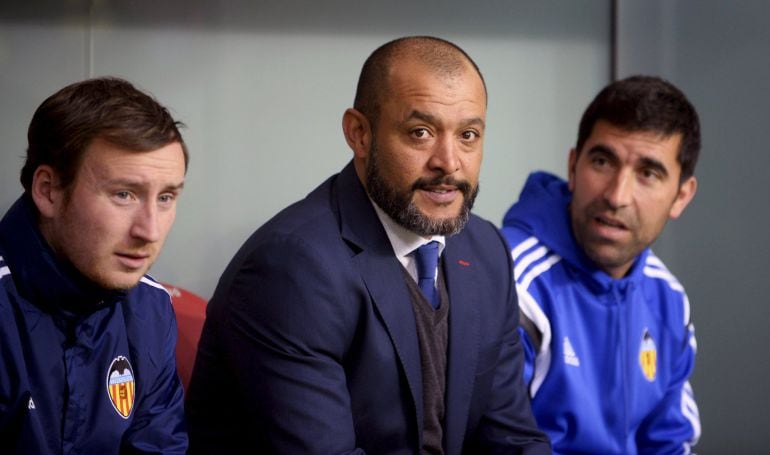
353;36;486;126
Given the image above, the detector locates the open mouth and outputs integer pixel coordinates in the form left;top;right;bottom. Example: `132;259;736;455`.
420;186;458;204
425;185;457;194
595;215;627;230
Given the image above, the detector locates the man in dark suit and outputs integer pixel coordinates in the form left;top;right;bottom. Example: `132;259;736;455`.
186;36;549;454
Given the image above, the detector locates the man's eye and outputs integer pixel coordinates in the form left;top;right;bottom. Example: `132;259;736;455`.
411;128;429;138
112;191;136;205
159;194;175;204
641;168;662;181
592;156;608;166
461;130;479;140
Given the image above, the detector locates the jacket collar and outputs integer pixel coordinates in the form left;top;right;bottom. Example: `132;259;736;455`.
0;195;127;316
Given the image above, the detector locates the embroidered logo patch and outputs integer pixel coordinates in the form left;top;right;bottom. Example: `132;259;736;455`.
639;329;657;382
106;356;135;419
563;336;580;367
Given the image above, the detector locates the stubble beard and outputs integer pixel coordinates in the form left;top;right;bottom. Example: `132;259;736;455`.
56;192;153;292
570;200;647;275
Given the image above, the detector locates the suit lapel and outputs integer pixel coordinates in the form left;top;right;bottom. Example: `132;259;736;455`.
354;252;424;434
442;234;481;453
335;162;424;439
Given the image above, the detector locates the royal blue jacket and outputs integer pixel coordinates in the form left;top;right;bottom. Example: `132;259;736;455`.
0;196;187;454
501;172;700;454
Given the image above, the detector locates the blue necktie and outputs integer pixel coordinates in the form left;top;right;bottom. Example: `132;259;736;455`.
414;241;440;309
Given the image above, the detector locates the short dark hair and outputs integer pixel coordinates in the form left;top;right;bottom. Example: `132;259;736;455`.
353;36;487;126
21;77;188;193
576;75;701;182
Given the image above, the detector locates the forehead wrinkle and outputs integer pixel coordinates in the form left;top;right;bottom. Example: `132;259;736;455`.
104;177;184;189
405;110;436;124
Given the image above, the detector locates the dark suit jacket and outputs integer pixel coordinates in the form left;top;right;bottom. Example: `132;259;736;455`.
186;162;549;454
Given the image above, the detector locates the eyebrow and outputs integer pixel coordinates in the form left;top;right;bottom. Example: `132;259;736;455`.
638;157;669;178
404;110;485;129
587;145;670;178
586;144;615;157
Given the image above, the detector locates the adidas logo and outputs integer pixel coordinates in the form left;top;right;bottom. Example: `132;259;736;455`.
563;336;580;367
28;397;36;410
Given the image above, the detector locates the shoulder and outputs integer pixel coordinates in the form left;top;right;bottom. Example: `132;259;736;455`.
123;276;175;326
448;216;518;313
500;222;532;253
461;214;510;256
639;252;692;328
0;254;15;310
449;215;516;285
640;252;687;294
504;230;564;296
236;178;343;262
220;206;345;303
0;254;11;281
207;183;363;326
120;277;179;370
0;254;9;281
134;275;173;301
138;275;172;295
203;201;365;362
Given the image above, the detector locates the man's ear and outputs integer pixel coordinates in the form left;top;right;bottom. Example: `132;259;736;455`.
669;175;697;220
342;108;372;160
30;165;62;219
567;148;578;192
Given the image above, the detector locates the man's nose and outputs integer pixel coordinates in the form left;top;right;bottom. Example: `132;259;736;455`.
130;202;161;242
603;169;633;209
428;135;460;175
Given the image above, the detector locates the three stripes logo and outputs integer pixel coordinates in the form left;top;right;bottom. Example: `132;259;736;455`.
106;356;135;419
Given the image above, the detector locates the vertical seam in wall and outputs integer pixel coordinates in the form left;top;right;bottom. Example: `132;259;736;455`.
610;0;618;81
85;0;94;77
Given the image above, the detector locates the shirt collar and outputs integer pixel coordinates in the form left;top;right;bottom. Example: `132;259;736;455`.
370;199;446;262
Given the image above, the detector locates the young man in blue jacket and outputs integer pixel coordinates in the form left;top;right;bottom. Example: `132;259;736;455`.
0;78;189;453
501;76;701;454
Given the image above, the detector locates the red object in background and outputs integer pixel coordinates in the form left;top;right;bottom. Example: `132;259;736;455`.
162;283;207;391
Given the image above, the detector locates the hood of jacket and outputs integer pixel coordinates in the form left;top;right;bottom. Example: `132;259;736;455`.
502;171;650;288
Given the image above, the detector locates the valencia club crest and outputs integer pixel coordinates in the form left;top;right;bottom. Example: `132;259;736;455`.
106;356;135;419
638;329;657;382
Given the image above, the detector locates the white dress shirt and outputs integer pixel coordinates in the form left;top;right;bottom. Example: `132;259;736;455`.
370;200;445;285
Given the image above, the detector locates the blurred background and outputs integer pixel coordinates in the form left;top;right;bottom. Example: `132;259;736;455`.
1;0;767;451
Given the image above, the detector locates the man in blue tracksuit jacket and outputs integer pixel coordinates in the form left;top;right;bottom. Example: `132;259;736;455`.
0;78;188;454
501;76;701;454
